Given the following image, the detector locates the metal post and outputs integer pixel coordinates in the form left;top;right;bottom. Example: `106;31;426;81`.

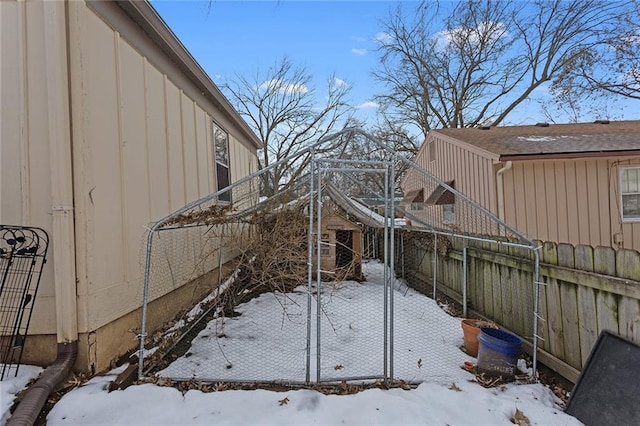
138;228;156;379
401;233;405;279
462;246;468;318
532;247;541;380
382;168;389;383
316;164;323;383
432;232;438;300
305;156;315;384
389;160;396;382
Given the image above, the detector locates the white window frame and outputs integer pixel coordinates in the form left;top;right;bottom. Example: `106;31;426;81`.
442;203;456;224
620;166;640;222
213;121;231;203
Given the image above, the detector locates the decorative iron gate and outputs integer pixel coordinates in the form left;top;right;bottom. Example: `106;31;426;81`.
0;225;49;380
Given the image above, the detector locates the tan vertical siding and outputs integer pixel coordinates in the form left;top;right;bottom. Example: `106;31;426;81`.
543;162;558;242
180;94;199;202
165;82;186;211
4;0;258;341
503;158;640;250
195;110;211;198
1;0;60;334
145;64;171;219
68;2;259;331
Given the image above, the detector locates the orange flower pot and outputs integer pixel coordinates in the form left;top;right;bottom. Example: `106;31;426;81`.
461;319;482;357
461;319;498;357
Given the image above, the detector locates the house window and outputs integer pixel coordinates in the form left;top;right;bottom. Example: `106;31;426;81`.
410;203;424;211
442;204;456;224
621;167;640;221
213;122;231;202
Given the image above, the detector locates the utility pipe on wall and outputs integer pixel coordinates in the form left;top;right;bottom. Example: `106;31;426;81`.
496;161;513;222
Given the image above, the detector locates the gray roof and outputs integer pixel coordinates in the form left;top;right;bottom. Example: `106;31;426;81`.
433;121;640;159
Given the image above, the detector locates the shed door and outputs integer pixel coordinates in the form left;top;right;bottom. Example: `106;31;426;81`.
335;230;353;268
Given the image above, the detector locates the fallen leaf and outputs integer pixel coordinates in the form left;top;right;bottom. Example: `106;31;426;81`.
278;397;289;406
449;383;462;392
334;364;344;370
511;408;530;426
417;358;423;368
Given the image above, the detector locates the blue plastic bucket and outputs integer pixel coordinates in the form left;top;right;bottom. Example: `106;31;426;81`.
477;327;523;379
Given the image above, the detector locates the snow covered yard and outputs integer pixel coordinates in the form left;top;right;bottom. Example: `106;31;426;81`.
158;261;470;384
3;261;582;425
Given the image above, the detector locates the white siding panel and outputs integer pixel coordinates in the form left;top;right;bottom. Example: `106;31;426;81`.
195;109;210;197
165;82;186;211
118;38;151;290
181;94;199;203
83;12;126;290
145;63;171;220
1;0;25;223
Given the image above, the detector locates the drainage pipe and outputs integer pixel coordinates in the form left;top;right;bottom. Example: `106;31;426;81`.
496;161;513;222
9;2;79;424
7;342;78;426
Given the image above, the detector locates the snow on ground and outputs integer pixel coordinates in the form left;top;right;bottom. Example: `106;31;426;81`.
158;261;468;384
5;261;582;425
0;365;42;424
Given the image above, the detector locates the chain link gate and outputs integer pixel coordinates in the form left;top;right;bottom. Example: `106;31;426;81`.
139;128;541;387
308;158;396;384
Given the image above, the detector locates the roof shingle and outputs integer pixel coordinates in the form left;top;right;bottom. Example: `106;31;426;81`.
433;121;640;158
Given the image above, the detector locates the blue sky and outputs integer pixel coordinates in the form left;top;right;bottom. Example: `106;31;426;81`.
151;0;400;124
151;0;638;129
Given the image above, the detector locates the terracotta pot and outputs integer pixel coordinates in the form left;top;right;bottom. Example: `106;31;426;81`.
461;319;482;357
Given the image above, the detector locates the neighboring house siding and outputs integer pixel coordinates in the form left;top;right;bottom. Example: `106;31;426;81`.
503;157;640;250
401;134;498;231
406;125;640;251
432;134;498;212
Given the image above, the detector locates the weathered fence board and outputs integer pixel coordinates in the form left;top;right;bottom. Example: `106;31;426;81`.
577;285;598;366
398;229;640;382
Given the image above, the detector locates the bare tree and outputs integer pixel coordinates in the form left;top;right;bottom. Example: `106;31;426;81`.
222;57;353;196
549;1;640;108
329;118;417;197
374;0;628;134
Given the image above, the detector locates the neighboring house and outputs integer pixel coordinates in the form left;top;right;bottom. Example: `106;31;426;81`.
402;121;640;251
1;0;261;373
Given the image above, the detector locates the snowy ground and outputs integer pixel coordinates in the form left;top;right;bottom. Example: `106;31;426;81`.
0;365;42;424
3;261;582;425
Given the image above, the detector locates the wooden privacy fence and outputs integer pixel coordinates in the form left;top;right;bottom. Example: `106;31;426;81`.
395;230;640;383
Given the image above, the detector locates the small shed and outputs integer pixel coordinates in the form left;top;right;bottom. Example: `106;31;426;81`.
315;213;363;281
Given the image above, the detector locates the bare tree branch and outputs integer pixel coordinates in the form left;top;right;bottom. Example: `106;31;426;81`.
222;57;354;196
374;0;628;130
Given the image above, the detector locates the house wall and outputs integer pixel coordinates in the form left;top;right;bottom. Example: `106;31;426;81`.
2;0;258;370
502;157;640;250
1;0;66;336
401;133;500;233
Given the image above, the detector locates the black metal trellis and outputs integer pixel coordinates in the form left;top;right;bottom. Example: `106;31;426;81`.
0;225;49;380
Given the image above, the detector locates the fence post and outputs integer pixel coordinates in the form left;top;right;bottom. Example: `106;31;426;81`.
432;233;438;300
463;246;468;318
